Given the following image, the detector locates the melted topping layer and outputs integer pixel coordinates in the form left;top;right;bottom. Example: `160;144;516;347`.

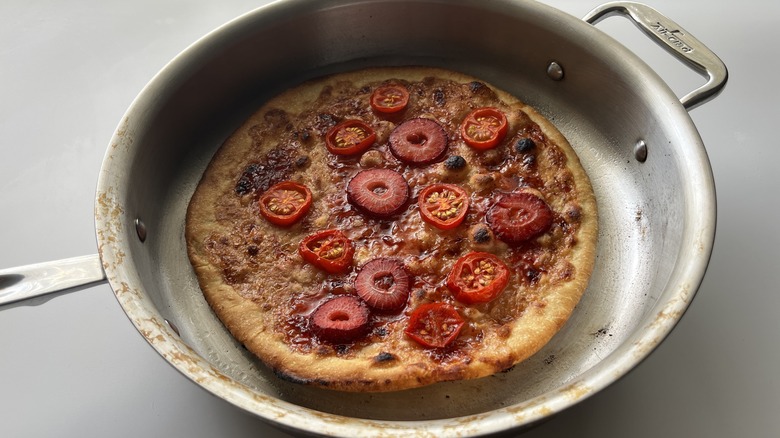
203;75;583;358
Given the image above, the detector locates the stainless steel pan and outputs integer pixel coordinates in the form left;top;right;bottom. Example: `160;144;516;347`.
0;1;726;436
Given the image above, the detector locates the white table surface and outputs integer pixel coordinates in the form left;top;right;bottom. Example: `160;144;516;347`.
1;1;777;437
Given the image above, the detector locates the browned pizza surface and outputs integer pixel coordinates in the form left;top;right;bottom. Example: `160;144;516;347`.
185;66;597;392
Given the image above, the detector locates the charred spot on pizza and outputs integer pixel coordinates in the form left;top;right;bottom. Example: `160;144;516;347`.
472;226;492;244
294;129;312;143
468;81;486;93
467;81;498;100
316;113;338;132
234;164;258;195
265;144;294;167
444;155;467;170
294;155;310;169
526;267;541;283
567;205;582;221
273;369;312;385
234;142;298;195
515;137;536;153
274;370;337;389
374;352;396;363
234;162;291;196
433;88;446;106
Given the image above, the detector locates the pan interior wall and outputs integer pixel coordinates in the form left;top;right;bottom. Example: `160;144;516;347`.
114;0;697;421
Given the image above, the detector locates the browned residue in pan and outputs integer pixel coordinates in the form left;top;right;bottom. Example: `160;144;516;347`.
96;189;126;271
632;283;692;359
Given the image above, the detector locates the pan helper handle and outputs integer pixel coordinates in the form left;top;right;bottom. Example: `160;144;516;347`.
0;255;106;308
584;1;728;111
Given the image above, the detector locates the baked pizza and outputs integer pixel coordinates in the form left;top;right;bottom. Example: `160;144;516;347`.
185;66;597;392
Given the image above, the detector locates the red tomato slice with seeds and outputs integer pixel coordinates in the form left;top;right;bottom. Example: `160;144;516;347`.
370;84;410;114
258;181;312;227
405;303;465;348
355;258;411;311
486;190;554;244
388;118;448;165
447;252;510;305
346;168;410;218
299;229;355;274
460;107;508;150
418;183;469;230
310;295;370;343
325;119;377;156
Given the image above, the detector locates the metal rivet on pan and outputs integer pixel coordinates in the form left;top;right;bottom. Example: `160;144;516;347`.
135;218;147;243
165;319;181;336
634;140;648;162
546;61;564;81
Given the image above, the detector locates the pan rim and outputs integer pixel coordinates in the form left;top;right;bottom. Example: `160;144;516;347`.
94;0;716;435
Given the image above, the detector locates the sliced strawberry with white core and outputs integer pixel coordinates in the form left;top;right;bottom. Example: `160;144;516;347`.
355;258;411;311
347;168;410;218
389;118;448;165
310;295;370;343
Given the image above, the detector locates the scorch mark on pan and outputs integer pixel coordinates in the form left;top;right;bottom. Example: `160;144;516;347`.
96;188;126;271
110;117;134;151
632;283;692;359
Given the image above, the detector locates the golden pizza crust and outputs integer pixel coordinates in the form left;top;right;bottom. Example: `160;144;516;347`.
186;66;597;392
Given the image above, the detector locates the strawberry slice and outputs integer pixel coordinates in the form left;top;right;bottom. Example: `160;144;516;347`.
347;168;410;218
310;295;370;343
389;118;448;165
486;190;554;244
355;258;411;311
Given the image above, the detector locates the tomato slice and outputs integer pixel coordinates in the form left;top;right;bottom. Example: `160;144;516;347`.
418;183;469;230
486;190;554;244
299;229;355;274
405;303;465;348
370;84;410;114
258;181;312;227
447;252;510;304
325;119;377;155
460;107;508;150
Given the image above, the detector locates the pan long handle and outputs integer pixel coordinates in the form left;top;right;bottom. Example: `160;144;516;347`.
0;255;107;309
584;1;728;111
